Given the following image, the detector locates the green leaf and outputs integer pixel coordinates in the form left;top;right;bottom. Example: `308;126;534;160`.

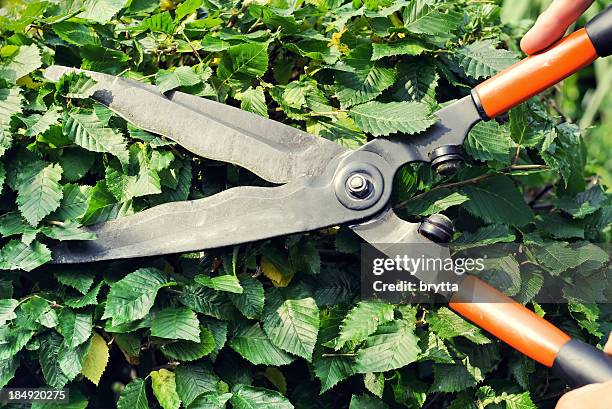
393;60;438;104
355;320;420;373
427;307;490;344
58;337;92;381
118;378;149;409
81;332;109;385
24;106;61;137
349;101;436;136
536;213;584;239
195;274;244;294
334;46;397;108
57;72;98;99
156;66;202;93
42;220;96;241
151;368;181;409
313;355;355;393
228;274;265;319
78;0;129;24
454;40;518;79
431;357;484;392
364;372;385;398
64;109;129;164
0;240;52;271
0;87;23;157
39;332;70;389
555;185;606;218
64;281;104;309
236;86;269;118
0;299;18;327
175;363;220;407
52;22;100;46
229;322;295;366
263;288;319;361
403;1;463;35
349;394;388;409
0;356;18;388
15;162;63;226
403;189;469;216
0;44;42;82
52;184;92;220
230;384;294;409
161;325;215;361
217;43;269;82
531;241;607;276
0;327;34;360
371;39;428;60
465;121;512;164
175;0;203;21
335;301;394;350
461;176;534;226
103;268;173;326
58;309;93;348
151;307;201;342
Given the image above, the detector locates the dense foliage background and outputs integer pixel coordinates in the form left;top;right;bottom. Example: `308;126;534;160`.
0;0;610;408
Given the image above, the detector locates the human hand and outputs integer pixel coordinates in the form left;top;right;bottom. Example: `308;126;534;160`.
555;334;612;409
520;0;594;55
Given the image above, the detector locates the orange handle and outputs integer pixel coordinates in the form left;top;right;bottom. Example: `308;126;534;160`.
474;29;598;118
450;275;570;367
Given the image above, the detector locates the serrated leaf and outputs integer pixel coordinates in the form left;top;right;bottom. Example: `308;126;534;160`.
15;162;63;226
78;0;129;24
0;356;18;388
236;86;268;117
228;274;265;319
349;101;435;136
58;309;93;348
156;66;201;93
57;72;98;99
52;184;92;220
349;394;388;409
176;0;203;21
0;240;52;271
175;363;220;407
263;288;319;361
52;22;100;46
0;327;34;360
58;337;92;381
54;270;95;295
465;121;512;164
24;106;61;137
195;274;244;294
0;44;42;82
230;384;294;409
64;109;129;164
0;87;22;157
151;368;181;409
454;40;518;79
39;332;70;389
64;281;104;309
403;1;463;35
355;320;420;373
118;378;149;409
371;39;428;60
334;47;397;108
0;299;18;327
313;355;355;393
461;176;534;226
81;332;109;385
427;307;490;344
431;357;484;392
229;322;295;366
336;301;394;350
103;268;173;326
403;188;469;216
393;60;438;104
161;326;215;361
217;43;269;82
151;307;201;342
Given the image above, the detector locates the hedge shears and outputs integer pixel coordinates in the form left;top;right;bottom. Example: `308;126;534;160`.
44;6;612;389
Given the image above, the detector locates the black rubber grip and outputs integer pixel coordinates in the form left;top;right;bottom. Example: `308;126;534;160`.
586;5;612;57
552;339;612;388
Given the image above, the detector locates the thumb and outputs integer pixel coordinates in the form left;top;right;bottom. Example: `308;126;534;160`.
605;333;612;355
520;0;594;55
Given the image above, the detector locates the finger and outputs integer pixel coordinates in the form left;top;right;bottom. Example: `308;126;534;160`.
520;0;594;55
555;382;612;409
605;333;612;355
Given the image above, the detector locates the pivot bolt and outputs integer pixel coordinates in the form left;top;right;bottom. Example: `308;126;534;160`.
346;173;372;199
430;145;464;176
418;214;454;243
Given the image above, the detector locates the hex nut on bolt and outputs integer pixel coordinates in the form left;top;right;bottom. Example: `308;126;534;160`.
430;145;464;176
346;173;372;199
418;214;454;243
